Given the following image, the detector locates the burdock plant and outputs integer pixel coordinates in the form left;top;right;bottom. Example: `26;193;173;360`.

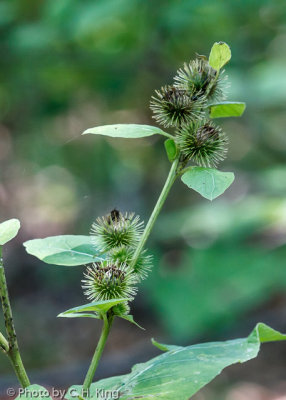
1;42;286;400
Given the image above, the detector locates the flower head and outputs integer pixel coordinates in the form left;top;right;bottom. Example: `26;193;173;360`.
91;210;143;253
176;120;228;167
207;70;229;102
82;261;137;301
150;85;206;128
112;301;130;316
110;246;152;281
174;58;228;102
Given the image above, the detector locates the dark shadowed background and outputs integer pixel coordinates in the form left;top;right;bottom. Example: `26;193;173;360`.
0;1;286;399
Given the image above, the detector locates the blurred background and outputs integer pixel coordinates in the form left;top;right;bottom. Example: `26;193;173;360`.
0;0;286;399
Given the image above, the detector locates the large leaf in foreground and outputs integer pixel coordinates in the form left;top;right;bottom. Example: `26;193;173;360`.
66;323;286;400
24;235;101;266
83;124;171;139
209;102;246;118
0;218;20;245
181;167;234;200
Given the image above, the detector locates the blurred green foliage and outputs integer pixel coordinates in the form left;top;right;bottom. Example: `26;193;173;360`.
146;194;286;339
0;0;286;375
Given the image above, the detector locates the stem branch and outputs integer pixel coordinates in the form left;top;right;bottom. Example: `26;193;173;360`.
0;247;30;388
131;157;179;267
83;313;113;392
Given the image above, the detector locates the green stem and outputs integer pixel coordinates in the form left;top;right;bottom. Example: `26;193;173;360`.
83;313;113;392
7;348;31;389
205;68;220;100
131;157;179;267
82;157;180;391
0;247;30;388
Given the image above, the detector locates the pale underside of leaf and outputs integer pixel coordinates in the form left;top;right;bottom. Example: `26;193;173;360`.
58;298;129;317
83;124;171;139
59;306;144;330
0;218;20;246
57;312;100;319
24;235;102;266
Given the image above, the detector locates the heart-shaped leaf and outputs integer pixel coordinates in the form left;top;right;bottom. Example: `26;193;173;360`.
65;323;286;400
209;101;246;118
0;219;20;246
24;235;102;266
58;299;128;317
83;124;171;139
181;167;234;200
209;42;231;71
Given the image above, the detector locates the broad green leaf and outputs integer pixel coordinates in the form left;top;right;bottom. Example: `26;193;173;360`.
58;299;128;316
209;42;231;71
181;167;234;201
66;323;286;400
209;102;246;118
164;138;178;162
0;219;20;245
24;235;102;266
16;384;52;400
66;378;123;400
119;315;145;330
83;124;171;139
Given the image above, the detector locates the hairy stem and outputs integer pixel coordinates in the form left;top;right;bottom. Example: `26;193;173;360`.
131;157;180;267
83;313;113;392
7;348;31;389
205;68;220;99
0;331;9;353
0;247;30;388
